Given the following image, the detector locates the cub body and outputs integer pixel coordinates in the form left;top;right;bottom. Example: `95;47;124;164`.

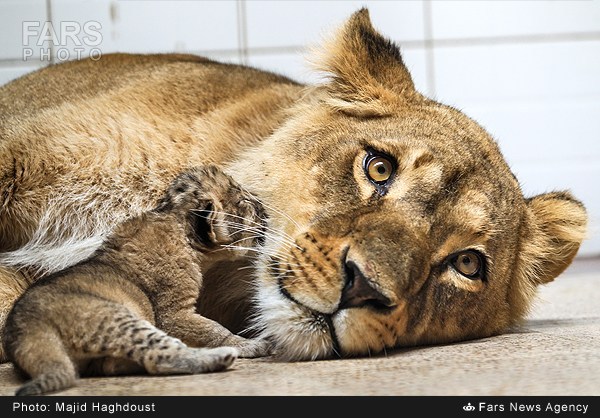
3;166;268;395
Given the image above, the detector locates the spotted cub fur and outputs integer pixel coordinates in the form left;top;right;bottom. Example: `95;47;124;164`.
3;165;269;395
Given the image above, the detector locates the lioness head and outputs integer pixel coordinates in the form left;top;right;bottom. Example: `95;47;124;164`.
230;9;587;361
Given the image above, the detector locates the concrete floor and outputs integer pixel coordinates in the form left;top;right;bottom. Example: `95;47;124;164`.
0;257;598;396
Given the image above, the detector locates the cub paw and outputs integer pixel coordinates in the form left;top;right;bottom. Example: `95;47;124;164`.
155;164;266;254
188;346;238;373
152;346;238;375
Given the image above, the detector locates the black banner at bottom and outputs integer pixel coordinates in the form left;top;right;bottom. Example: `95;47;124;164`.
1;396;597;417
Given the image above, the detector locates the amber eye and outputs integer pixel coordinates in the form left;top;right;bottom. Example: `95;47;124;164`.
364;154;395;184
451;250;483;279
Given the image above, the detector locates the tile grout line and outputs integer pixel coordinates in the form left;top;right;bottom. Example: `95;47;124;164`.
432;31;600;48
45;0;54;65
3;27;599;68
422;0;436;98
4;30;599;66
236;0;248;65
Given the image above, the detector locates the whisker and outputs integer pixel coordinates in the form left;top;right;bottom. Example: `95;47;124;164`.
236;265;256;271
195;209;287;238
264;261;302;269
190;206;304;251
221;216;299;249
202;210;301;250
259;201;302;230
221;234;263;248
330;344;342;359
237;260;302;272
218;222;297;248
219;245;290;261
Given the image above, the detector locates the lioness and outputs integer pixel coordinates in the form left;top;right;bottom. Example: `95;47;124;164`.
4;165;267;395
0;9;587;362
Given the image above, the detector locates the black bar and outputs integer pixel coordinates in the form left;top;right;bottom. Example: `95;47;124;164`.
0;396;598;417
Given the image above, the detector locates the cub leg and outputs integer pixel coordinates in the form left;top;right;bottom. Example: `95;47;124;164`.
103;314;238;376
80;303;237;374
155;165;271;357
10;327;78;396
6;299;237;396
0;267;34;362
79;308;238;375
161;310;271;358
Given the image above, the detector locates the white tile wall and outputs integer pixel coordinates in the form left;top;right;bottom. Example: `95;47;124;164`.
245;0;425;49
247;51;322;85
1;0;599;256
0;0;47;60
433;41;600;104
510;162;600;255
49;0;116;61
466;100;600;164
112;0;239;53
431;0;600;39
0;63;44;85
247;47;430;92
397;48;429;96
49;0;239;58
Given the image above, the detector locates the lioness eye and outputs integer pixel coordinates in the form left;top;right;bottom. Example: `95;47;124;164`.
451;250;483;279
364;152;395;184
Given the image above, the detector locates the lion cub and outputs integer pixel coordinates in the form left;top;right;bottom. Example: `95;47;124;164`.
3;165;269;396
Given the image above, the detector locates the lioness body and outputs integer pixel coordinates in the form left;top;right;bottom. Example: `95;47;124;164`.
0;53;300;346
0;10;587;362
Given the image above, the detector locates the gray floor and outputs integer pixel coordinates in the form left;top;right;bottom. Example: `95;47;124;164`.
0;257;598;396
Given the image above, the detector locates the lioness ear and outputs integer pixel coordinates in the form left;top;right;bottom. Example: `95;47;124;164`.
312;8;419;116
521;191;587;285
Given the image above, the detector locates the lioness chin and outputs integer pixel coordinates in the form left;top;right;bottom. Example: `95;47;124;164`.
0;8;587;362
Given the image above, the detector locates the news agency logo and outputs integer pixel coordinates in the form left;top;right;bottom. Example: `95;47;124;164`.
463;402;475;412
22;21;103;62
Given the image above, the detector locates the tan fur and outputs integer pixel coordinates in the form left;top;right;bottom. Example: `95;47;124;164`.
3;165;269;395
0;8;587;364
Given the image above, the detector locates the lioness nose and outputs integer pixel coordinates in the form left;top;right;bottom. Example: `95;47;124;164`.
339;261;392;310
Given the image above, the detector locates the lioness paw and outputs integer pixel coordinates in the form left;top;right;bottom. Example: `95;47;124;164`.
220;335;272;358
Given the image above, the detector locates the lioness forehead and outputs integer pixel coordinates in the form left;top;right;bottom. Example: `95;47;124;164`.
285;101;520;217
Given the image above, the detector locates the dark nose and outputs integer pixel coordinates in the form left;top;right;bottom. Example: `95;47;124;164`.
339;261;392;310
